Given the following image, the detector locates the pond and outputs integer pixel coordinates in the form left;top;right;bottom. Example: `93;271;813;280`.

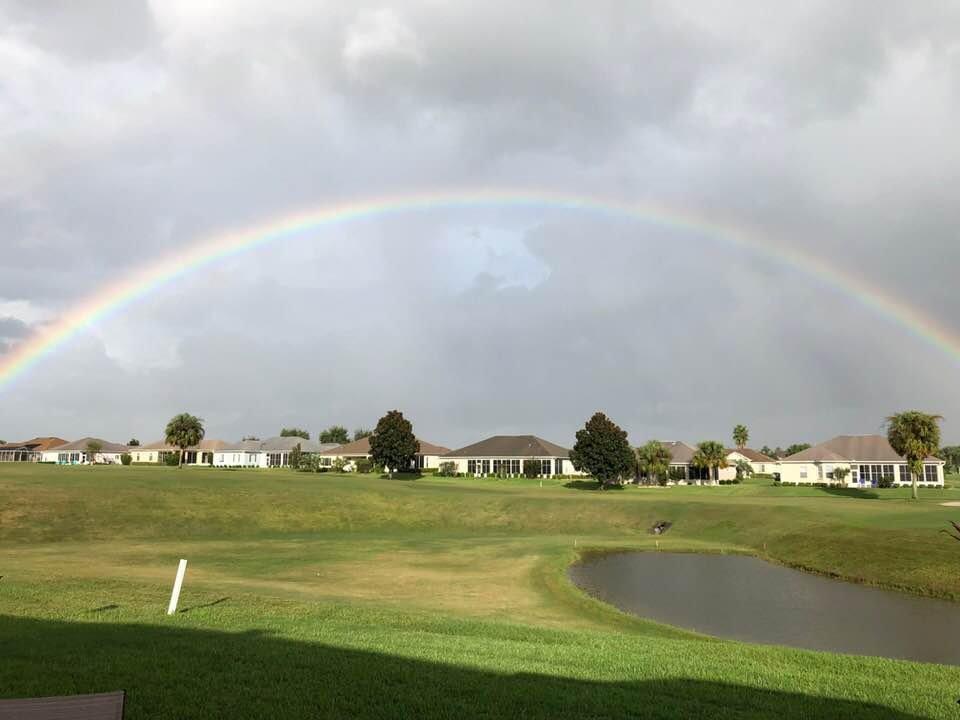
569;552;960;665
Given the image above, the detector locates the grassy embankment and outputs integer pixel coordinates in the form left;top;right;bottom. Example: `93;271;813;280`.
2;464;960;718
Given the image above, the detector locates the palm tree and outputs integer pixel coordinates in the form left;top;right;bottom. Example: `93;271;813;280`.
165;413;205;469
886;411;942;500
691;441;728;485
732;424;749;449
636;440;672;485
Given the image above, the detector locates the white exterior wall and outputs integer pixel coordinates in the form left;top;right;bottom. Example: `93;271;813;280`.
213;451;264;468
441;457;583;477
726;451;771;475
777;461;944;486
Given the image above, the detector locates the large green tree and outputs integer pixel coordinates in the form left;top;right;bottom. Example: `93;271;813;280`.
732;424;749;449
280;427;310;440
940;446;960;474
319;425;350;445
128;438;140;447
635;440;672;486
369;411;419;479
569;412;634;489
887;411;942;500
691;441;728;484
164;413;205;469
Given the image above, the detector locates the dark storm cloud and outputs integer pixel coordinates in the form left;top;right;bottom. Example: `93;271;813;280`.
1;1;959;446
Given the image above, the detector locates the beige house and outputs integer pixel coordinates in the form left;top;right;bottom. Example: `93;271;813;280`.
442;435;579;477
657;441;736;485
0;437;68;462
132;438;230;465
319;436;450;470
776;435;945;487
726;447;775;475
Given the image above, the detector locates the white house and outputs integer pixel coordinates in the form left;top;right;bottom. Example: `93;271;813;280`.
131;438;230;465
441;435;579;477
213;437;340;468
776;435;945;487
41;438;130;465
318;436;450;470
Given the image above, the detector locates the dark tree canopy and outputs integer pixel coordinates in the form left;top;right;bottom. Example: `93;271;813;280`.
353;428;373;441
691;441;728;483
319;425;350;445
941;446;960;474
164;413;205;468
280;427;310;440
369;411;419;479
128;438;140;447
523;458;541;478
569;412;634;488
784;443;811;458
887;410;942;500
636;440;671;485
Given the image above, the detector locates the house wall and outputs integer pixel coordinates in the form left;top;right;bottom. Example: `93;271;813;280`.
726;451;771;475
441;457;583;477
776;461;944;486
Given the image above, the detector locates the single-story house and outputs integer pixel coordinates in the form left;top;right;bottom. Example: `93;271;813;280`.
442;435;579;477
41;438;130;465
318;436;450;470
132;439;230;465
776;435;945;486
726;447;775;475
0;437;68;462
213;437;340;468
657;441;737;485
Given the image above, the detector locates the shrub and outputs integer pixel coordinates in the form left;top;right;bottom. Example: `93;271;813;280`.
120;453;132;466
878;475;895;489
355;458;373;474
438;461;457;477
523;459;541;478
332;458;347;473
162;452;181;467
420;467;438;475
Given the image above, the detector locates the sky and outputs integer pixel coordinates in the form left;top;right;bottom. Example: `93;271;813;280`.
1;0;959;449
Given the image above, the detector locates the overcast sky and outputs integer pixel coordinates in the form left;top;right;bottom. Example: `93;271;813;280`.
2;1;959;449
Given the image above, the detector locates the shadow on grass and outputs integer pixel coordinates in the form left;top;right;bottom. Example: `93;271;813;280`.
0;615;927;720
564;480;623;491
819;487;881;500
178;597;229;614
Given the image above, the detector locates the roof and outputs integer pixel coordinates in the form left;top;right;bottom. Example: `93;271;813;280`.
0;437;70;452
140;438;230;451
660;441;697;464
217;438;340;453
726;447;774;462
47;437;129;453
320;437;450;456
443;435;570;458
782;435;943;463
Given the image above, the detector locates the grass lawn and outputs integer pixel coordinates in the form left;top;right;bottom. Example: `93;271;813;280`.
2;464;960;718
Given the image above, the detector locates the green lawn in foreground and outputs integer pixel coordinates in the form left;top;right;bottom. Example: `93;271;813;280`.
2;464;960;718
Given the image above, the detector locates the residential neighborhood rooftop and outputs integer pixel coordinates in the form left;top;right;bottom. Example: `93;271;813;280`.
782;435;942;463
443;435;570;458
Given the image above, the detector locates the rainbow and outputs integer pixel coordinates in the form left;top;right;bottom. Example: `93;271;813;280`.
2;187;959;392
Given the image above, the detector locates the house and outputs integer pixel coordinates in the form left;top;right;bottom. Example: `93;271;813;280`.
40;438;130;465
0;437;68;462
776;435;945;487
318;436;451;470
213;437;340;468
658;441;736;484
441;435;578;477
726;447;775;475
132;439;230;465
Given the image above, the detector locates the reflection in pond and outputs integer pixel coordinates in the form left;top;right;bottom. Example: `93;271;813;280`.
569;552;960;665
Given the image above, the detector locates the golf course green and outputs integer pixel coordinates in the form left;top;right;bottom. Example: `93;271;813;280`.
3;463;960;718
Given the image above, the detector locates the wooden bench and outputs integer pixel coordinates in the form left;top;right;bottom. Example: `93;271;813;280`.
0;691;124;719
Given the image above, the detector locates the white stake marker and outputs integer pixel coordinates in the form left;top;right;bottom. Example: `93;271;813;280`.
167;558;188;615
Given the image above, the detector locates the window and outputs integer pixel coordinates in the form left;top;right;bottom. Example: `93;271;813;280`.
468;460;477;474
899;465;910;483
480;459;489;474
925;465;939;483
799;467;808;479
541;459;551;475
882;465;894;484
492;459;501;474
554;459;562;475
510;459;521;475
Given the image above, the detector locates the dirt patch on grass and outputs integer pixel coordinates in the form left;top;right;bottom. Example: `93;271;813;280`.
940;501;960;507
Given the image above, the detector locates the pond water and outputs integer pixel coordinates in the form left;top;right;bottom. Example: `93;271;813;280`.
568;552;960;665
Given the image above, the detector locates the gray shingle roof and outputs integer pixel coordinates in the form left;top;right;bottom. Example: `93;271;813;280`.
47;437;129;453
782;435;942;463
661;441;696;464
443;435;569;458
